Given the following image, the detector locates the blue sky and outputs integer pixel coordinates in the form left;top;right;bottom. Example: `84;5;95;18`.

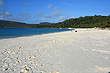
0;0;110;24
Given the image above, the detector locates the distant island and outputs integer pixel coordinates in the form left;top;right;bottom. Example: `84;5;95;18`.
0;15;110;28
40;22;54;25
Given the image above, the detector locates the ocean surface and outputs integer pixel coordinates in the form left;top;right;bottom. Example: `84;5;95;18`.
0;28;70;39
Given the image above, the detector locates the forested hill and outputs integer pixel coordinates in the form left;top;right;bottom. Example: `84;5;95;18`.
51;15;110;28
0;15;110;28
30;15;110;28
0;20;30;28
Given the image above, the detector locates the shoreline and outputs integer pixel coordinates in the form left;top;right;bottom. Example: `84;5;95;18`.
0;29;110;73
1;28;109;40
0;31;70;40
0;28;70;40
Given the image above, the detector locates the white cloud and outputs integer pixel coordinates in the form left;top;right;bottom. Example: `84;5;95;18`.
0;0;4;6
47;4;58;11
0;9;32;22
20;12;28;16
51;11;62;17
41;18;46;21
0;8;33;23
59;16;65;20
52;8;57;11
60;16;68;20
47;4;53;9
44;11;62;19
19;12;31;18
36;12;43;17
45;4;63;19
71;16;74;18
30;18;47;23
0;8;5;14
44;14;51;18
0;8;12;18
19;12;31;21
4;12;11;16
0;9;20;21
49;16;69;23
0;15;3;19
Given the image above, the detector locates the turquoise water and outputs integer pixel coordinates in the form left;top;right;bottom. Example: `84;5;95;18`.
0;28;70;39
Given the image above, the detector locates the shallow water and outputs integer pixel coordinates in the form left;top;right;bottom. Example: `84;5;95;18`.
0;28;70;39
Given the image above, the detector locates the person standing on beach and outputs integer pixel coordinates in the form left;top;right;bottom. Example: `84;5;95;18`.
71;29;72;32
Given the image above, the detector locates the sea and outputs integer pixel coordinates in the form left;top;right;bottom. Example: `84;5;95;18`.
0;28;70;39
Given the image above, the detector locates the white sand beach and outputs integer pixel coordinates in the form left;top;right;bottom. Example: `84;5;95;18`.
0;29;110;73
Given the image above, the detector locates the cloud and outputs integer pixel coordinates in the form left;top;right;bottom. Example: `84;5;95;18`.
40;18;46;21
52;8;57;11
47;4;53;9
44;11;62;19
30;18;47;23
45;4;63;19
0;8;12;19
71;16;74;18
44;14;51;18
50;16;69;23
0;8;32;22
47;4;58;11
0;8;32;23
0;8;5;14
6;15;18;21
19;11;31;21
46;4;63;18
20;12;29;16
4;12;11;16
36;12;43;17
19;12;31;18
0;8;20;21
51;11;62;17
0;9;32;23
59;16;68;21
0;0;4;6
59;16;65;20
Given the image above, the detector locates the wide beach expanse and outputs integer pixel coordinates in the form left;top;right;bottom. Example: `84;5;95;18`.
0;29;110;73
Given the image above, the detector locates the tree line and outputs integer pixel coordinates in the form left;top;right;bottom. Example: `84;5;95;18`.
32;15;110;28
0;15;110;28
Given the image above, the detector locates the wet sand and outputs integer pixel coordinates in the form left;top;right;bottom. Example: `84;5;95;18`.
0;29;110;73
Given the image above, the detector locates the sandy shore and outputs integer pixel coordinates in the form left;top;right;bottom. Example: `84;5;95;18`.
0;29;110;73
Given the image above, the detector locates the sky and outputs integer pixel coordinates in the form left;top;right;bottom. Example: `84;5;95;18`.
0;0;110;24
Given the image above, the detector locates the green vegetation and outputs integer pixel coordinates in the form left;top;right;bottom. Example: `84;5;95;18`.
0;20;30;28
0;15;110;28
30;15;110;28
50;15;110;28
